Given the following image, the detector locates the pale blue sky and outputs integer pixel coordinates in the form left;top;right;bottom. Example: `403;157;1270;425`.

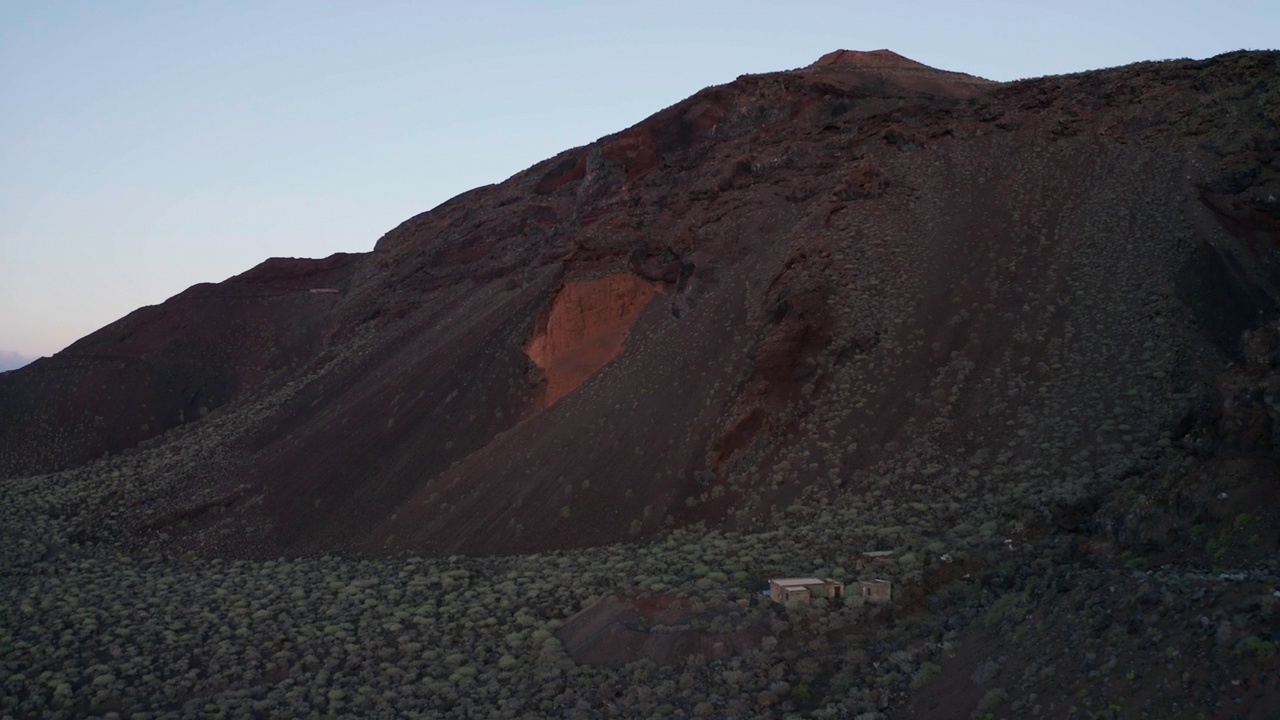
2;1;1276;358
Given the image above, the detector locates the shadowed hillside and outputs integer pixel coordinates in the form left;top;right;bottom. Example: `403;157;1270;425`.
0;253;365;478
2;49;1278;720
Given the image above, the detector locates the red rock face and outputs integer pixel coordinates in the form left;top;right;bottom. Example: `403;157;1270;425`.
525;274;663;407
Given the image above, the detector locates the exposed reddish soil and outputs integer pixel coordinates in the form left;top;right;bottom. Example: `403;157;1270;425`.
557;593;769;667
525;274;663;407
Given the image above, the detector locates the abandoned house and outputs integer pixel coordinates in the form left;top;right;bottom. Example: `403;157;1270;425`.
858;579;893;604
768;577;845;604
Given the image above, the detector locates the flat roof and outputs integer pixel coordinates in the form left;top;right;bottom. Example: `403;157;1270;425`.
769;577;836;586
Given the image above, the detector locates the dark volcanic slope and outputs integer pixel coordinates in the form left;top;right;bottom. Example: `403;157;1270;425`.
2;50;1277;560
0;253;364;478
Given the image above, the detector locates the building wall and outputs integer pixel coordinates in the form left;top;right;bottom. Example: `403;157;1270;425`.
859;580;892;603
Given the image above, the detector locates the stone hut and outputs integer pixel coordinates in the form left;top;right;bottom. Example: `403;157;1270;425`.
768;577;845;604
858;579;893;604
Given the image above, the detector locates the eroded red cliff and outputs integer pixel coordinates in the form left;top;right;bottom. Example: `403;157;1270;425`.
525;274;663;407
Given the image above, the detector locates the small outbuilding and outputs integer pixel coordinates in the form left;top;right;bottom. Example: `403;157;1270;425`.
768;577;845;604
858;579;893;604
855;550;897;571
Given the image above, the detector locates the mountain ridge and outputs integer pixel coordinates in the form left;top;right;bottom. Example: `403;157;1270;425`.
1;49;1277;560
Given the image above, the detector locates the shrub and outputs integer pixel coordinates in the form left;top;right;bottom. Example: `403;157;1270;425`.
1233;636;1277;660
910;661;941;689
976;687;1008;713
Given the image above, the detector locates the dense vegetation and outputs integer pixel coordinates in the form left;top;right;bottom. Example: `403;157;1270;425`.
4;344;1277;718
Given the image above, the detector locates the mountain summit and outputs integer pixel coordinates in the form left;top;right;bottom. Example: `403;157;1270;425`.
807;47;973;77
811;48;928;67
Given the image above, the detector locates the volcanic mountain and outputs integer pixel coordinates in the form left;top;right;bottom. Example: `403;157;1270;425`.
4;49;1280;720
1;49;1277;563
